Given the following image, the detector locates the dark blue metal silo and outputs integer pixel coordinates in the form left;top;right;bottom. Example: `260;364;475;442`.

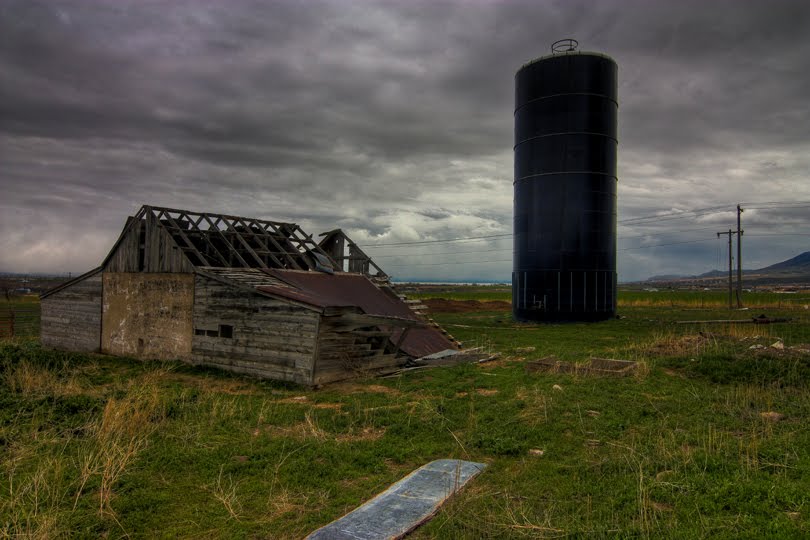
513;40;618;322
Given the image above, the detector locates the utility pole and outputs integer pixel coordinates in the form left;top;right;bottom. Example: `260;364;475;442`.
717;229;734;309
736;204;744;308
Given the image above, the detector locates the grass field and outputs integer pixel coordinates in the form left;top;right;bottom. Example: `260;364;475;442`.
408;286;810;310
0;296;40;339
1;290;809;538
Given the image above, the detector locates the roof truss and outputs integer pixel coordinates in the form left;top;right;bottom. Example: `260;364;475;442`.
130;205;341;271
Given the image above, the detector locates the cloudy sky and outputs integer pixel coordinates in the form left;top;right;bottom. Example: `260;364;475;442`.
2;0;809;282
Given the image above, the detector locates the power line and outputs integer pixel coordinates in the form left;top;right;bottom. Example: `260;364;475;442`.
618;204;731;225
745;205;810;211
365;210;735;248
370;226;739;256
361;233;510;247
384;238;721;267
746;233;810;237
385;258;511;268
372;247;511;259
359;200;810;251
618;238;717;251
619;201;810;227
741;200;810;207
380;230;806;269
615;225;722;240
369;223;809;255
368;208;737;249
620;208;735;225
370;229;809;259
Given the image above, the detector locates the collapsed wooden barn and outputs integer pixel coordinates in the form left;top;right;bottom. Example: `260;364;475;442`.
41;205;459;385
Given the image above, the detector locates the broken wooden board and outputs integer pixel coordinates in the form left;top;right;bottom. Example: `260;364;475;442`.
306;459;486;540
525;355;562;373
379;349;500;378
587;357;639;376
413;348;499;366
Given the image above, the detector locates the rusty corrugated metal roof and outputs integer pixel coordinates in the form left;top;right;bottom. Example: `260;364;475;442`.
256;269;456;358
259;270;409;314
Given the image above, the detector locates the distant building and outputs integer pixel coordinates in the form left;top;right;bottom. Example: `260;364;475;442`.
41;206;458;385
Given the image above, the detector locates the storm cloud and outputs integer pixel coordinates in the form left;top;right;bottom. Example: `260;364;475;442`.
2;0;809;281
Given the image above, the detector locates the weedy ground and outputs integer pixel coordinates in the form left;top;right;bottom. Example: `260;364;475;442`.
1;290;809;538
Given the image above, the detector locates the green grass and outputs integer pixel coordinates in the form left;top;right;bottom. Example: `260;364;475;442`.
1;291;809;538
408;286;810;310
407;285;512;302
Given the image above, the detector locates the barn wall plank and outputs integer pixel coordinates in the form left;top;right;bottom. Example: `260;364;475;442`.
41;273;102;352
105;219;141;272
191;275;319;385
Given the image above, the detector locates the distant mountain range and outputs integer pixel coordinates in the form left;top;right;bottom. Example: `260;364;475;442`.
647;251;810;285
757;251;810;273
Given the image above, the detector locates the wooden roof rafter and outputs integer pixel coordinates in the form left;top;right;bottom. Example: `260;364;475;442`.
160;208;231;266
203;216;242;266
224;216;279;269
238;216;307;270
154;208;212;266
232;217;290;269
287;224;340;267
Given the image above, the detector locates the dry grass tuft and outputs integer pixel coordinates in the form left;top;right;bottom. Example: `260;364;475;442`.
335;426;386;443
516;386;551;427
263;410;329;441
260;444;316;523
208;395;243;420
640;333;714;358
74;373;167;518
274;396;343;409
1;368;168;537
718;324;772;340
493;494;565;537
633;360;651;381
206;467;243;520
332;382;401;395
163;373;259;396
3;360;83;396
302;411;327;439
1;455;67;539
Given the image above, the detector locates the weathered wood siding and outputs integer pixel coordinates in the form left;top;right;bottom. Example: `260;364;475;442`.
192;275;319;385
41;273;102;352
102;273;194;360
313;313;403;385
105;214;194;273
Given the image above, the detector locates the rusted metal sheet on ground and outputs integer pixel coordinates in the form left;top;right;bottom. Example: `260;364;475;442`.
306;459;487;540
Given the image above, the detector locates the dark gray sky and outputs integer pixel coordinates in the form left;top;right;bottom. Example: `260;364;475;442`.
2;0;809;281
